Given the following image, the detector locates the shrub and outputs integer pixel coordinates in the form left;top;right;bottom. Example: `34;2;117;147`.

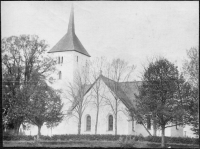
144;136;199;145
3;134;34;141
3;133;199;145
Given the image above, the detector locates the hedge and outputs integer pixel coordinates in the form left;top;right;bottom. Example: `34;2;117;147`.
3;134;199;145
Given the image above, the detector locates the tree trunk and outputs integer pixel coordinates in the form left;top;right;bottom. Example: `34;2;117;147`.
115;99;118;135
78;117;81;135
14;125;20;135
95;106;99;134
14;116;24;135
37;125;42;140
161;125;165;148
51;127;52;136
153;119;157;136
115;114;117;135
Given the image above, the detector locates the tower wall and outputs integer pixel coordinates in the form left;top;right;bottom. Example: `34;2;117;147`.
51;51;90;87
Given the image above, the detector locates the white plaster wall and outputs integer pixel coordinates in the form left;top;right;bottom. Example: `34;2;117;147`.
183;125;196;138
128;119;185;137
81;79;130;135
171;125;183;137
44;51;90;135
128;121;153;137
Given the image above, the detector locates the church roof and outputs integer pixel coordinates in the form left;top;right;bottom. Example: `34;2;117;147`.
100;75;142;110
70;75;142;111
48;5;90;57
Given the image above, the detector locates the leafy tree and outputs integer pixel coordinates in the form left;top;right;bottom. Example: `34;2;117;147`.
135;57;185;147
183;47;199;88
26;80;63;139
182;47;199;137
2;35;56;134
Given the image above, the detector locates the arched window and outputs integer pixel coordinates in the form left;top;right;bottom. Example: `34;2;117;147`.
86;115;91;131
108;115;113;131
61;57;63;63
59;71;62;79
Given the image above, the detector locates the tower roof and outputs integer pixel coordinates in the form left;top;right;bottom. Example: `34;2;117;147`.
48;5;90;57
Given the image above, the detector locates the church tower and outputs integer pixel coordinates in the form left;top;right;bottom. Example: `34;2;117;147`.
48;5;90;85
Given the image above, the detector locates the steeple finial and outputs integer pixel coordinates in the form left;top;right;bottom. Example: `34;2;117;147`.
68;4;75;34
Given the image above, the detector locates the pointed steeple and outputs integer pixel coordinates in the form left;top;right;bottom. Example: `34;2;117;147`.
48;5;90;57
68;4;75;34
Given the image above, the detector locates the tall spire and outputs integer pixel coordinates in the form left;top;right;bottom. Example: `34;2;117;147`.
48;4;90;57
68;4;75;34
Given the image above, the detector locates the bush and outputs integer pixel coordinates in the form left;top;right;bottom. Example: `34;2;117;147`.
3;134;34;141
3;133;199;145
144;136;199;145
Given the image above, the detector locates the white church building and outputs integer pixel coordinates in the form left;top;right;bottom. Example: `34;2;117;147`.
21;5;195;138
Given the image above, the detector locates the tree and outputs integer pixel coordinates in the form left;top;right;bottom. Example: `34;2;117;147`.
89;57;107;134
135;57;185;147
183;47;199;88
103;58;135;135
25;80;63;139
66;69;91;134
182;47;199;137
2;35;56;134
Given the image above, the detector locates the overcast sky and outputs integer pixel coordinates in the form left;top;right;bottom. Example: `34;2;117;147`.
1;1;199;80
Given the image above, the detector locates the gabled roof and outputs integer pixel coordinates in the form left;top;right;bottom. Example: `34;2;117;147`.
48;5;90;57
100;75;141;110
69;75;142;111
119;81;142;108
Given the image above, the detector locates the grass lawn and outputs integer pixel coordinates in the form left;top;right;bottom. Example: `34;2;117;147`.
3;140;200;148
3;140;121;147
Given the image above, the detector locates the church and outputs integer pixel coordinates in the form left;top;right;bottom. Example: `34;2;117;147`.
21;5;194;138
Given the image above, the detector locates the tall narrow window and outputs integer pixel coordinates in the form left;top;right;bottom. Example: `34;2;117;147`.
86;115;91;131
61;57;63;63
132;118;134;131
77;56;78;62
108;115;113;131
59;71;62;80
147;115;151;130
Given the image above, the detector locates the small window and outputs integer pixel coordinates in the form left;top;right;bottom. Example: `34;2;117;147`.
86;115;91;131
61;57;63;63
132;118;134;131
108;115;113;131
58;71;62;79
147;115;151;130
77;56;78;62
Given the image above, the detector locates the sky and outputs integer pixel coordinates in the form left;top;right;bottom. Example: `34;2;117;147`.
1;1;199;80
